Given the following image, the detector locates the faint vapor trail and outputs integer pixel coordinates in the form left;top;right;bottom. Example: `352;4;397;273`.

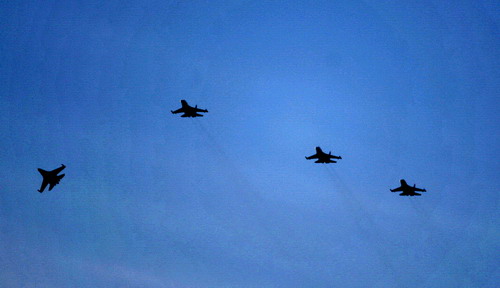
325;166;407;288
408;197;433;224
191;120;230;162
189;119;266;209
407;196;442;244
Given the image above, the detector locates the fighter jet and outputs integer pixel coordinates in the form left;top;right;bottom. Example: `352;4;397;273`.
390;179;427;196
171;100;208;117
37;164;66;193
305;147;342;163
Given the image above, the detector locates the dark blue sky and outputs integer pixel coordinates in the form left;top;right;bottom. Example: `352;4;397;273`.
1;1;498;287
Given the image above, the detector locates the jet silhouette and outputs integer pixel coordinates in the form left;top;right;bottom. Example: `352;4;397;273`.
390;179;426;196
171;100;208;117
305;147;342;163
37;164;66;193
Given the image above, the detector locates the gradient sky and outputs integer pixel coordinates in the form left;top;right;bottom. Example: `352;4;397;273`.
1;1;498;287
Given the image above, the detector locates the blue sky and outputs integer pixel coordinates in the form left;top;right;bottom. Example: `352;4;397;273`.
1;0;498;287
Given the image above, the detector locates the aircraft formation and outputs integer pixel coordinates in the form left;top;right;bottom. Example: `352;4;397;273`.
37;99;427;196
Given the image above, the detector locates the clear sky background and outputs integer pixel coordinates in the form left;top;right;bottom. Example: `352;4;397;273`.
1;1;498;287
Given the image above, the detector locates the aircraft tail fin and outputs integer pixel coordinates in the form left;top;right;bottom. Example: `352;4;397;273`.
181;100;188;108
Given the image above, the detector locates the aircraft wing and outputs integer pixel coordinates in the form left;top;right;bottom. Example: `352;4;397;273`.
171;107;184;114
52;164;66;174
38;179;48;192
390;186;403;192
305;154;319;159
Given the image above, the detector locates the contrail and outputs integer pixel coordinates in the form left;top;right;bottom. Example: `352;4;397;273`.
189;119;269;219
191;120;230;161
325;166;407;287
